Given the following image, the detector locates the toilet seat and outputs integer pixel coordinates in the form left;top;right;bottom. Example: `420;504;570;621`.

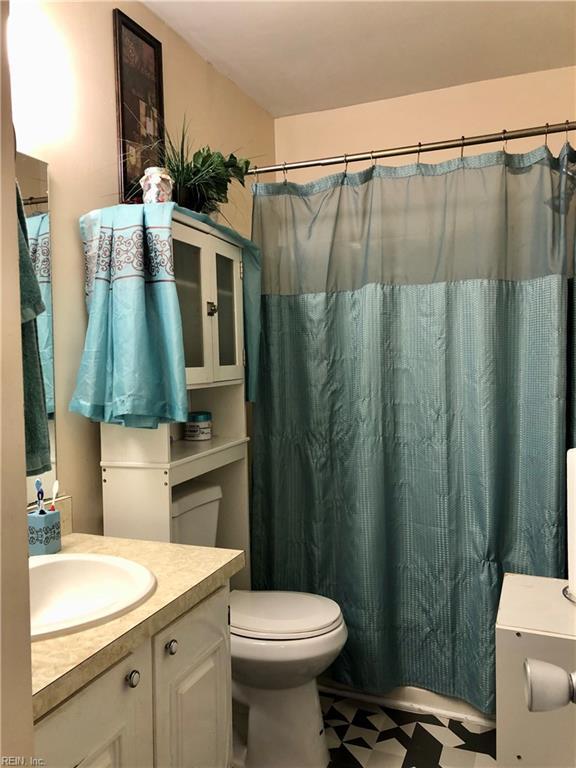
230;590;343;640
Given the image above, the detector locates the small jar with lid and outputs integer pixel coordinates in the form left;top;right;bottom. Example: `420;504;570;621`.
139;166;174;203
185;411;212;441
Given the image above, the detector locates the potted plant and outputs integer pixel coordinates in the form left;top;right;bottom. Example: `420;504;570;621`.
162;120;250;215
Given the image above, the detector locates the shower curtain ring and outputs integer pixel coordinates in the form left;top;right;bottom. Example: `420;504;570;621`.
502;129;508;152
417;141;422;164
460;136;465;160
545;123;549;147
344;154;349;177
254;166;260;183
566;119;571;143
282;162;288;185
370;150;376;168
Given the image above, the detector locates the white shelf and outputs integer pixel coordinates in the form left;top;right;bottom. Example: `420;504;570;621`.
170;436;247;465
170;437;249;485
101;436;249;487
186;378;243;391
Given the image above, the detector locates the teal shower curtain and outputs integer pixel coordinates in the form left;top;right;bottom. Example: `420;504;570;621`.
251;144;576;715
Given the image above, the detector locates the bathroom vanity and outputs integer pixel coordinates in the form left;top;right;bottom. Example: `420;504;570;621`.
32;534;244;767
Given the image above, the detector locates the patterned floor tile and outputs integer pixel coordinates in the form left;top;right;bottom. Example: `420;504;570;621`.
322;694;497;768
327;726;345;749
472;754;498;767
373;735;407;757
345;743;374;767
418;723;464;748
367;711;399;732
439;746;478;767
345;724;381;748
367;749;406;767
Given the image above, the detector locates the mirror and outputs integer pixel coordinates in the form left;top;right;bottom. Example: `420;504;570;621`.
15;152;57;503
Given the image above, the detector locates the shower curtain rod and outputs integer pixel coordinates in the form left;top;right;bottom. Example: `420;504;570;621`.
247;119;576;177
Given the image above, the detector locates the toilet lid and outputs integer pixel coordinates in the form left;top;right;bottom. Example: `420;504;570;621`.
229;590;343;640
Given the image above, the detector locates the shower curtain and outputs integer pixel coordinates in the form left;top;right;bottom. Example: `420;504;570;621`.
251;144;576;715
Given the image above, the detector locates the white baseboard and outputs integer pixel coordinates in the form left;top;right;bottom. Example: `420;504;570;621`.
319;680;495;727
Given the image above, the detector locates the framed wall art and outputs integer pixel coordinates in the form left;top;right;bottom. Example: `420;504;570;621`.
114;9;165;202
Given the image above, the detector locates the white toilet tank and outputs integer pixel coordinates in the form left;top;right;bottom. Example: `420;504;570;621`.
171;481;222;547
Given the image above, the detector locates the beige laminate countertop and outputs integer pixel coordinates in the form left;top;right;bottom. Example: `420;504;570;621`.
32;533;244;721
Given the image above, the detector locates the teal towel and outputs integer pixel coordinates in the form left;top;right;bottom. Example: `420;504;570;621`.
70;203;188;428
17;185;51;476
25;213;54;415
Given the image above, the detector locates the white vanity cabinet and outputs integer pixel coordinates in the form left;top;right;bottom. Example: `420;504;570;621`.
34;588;231;768
153;586;231;767
35;641;154;767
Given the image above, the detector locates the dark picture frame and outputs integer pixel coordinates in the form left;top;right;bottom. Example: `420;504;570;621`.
113;9;165;203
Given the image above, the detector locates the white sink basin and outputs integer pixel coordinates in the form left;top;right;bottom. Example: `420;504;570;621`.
30;553;157;641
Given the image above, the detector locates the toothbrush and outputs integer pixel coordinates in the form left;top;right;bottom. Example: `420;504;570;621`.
49;480;59;511
35;478;43;513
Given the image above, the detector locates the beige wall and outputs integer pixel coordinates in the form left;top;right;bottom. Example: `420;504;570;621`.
0;2;34;754
10;5;574;537
275;67;576;184
11;1;275;533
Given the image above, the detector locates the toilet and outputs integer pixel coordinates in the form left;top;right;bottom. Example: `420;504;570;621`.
230;590;347;768
171;482;348;768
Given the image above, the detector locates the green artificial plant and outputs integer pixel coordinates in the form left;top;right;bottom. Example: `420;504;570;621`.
162;121;250;215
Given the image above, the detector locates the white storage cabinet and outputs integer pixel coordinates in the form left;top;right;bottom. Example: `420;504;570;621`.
101;214;251;587
34;588;231;768
496;573;576;767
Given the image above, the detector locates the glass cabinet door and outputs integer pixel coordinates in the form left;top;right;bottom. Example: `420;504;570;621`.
211;241;244;382
172;223;213;385
172;218;244;387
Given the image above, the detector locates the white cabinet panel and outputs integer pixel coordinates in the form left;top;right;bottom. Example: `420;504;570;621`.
153;587;231;768
173;223;216;387
35;642;153;768
497;574;576;767
172;218;243;387
212;242;244;383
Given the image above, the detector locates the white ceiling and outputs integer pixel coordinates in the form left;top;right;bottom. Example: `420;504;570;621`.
146;1;576;117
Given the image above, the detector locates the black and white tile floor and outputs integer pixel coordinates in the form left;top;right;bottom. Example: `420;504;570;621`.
321;693;496;768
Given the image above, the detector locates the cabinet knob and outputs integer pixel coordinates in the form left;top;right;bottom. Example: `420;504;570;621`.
207;301;218;316
125;669;141;688
165;639;179;655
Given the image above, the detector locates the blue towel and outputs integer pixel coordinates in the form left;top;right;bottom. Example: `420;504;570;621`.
70;203;188;428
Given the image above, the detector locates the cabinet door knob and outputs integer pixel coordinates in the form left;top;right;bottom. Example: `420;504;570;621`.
125;669;141;688
165;639;179;655
207;301;218;316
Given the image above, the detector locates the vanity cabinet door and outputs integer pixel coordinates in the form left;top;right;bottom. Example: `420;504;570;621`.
153;586;231;768
172;217;244;387
211;241;244;383
34;642;153;768
173;223;215;387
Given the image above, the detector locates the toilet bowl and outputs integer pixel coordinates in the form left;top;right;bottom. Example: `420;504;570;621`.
169;487;347;767
230;590;348;768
